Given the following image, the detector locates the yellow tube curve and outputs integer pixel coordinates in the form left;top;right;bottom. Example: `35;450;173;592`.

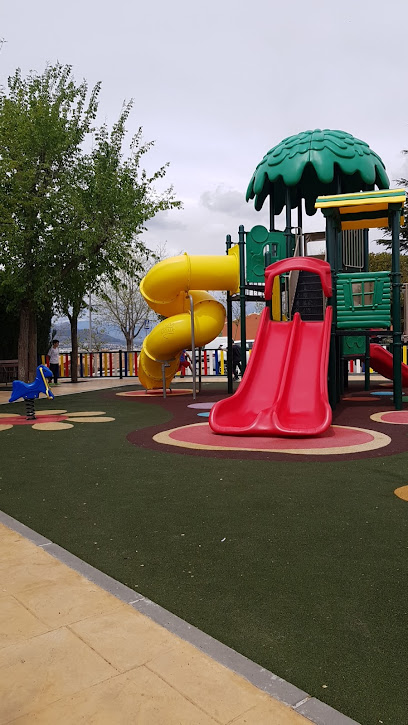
138;249;239;389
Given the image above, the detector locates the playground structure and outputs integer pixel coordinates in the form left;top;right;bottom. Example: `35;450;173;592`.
138;249;239;391
9;364;54;420
139;129;407;435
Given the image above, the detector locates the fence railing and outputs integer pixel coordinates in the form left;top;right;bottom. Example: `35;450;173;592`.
40;345;408;380
40;348;235;379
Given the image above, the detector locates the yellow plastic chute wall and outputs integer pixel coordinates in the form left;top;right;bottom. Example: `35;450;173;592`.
138;248;239;389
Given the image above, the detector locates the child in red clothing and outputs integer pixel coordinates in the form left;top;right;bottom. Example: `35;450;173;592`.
178;350;192;377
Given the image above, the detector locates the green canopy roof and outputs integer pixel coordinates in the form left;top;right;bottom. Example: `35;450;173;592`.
246;129;390;216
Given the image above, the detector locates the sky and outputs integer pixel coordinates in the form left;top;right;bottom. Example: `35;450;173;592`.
2;0;408;258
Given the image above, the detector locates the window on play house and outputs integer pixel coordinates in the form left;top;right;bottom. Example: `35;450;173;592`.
351;280;374;308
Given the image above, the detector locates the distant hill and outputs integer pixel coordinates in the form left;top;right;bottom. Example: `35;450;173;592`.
51;322;126;350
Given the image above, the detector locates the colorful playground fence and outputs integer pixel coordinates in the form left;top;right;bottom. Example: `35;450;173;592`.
40;345;408;380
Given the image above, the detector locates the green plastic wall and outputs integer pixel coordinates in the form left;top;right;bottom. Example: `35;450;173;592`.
341;335;366;356
246;226;293;283
336;272;391;329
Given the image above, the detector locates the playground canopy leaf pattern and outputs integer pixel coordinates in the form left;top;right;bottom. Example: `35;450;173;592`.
246;129;390;216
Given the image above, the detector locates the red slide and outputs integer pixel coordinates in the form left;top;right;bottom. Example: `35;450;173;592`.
369;343;408;385
209;258;333;438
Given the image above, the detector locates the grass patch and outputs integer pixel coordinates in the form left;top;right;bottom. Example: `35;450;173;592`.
0;387;407;724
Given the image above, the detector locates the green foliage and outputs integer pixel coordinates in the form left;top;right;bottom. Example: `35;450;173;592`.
53;100;181;325
0;62;181;379
376;164;408;252
0;63;100;311
369;252;408;284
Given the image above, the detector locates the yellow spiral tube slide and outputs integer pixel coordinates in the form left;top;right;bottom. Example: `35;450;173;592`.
138;248;239;389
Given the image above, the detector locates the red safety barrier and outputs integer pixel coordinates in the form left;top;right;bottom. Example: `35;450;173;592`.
134;352;138;376
109;353;113;377
350;360;354;373
204;350;208;375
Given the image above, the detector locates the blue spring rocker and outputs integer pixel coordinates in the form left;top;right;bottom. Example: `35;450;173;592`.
9;364;54;419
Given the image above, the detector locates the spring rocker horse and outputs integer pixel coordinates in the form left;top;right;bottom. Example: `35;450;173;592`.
9;365;54;420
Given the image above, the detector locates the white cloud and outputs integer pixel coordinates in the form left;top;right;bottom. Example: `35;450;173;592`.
200;185;248;217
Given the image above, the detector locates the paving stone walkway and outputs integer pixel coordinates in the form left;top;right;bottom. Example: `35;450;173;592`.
0;521;315;724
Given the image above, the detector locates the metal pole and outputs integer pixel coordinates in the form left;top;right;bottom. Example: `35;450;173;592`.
88;293;92;353
238;225;247;375
198;347;202;394
391;206;402;410
161;363;167;399
226;234;233;393
189;295;197;400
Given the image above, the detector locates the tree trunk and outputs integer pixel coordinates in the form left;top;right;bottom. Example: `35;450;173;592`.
28;305;37;382
18;301;30;382
126;334;132;352
70;311;79;383
18;300;37;382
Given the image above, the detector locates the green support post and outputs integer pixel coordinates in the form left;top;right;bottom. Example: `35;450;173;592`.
284;188;292;258
238;225;247;376
325;214;338;408
391;206;403;410
364;336;370;391
269;188;275;232
226;234;233;394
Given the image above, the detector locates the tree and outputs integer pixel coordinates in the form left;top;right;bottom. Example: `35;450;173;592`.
53;105;181;381
96;248;160;351
0;64;100;380
377;154;408;252
369;252;408;283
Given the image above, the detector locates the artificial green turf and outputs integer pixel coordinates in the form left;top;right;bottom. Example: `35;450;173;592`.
1;388;407;725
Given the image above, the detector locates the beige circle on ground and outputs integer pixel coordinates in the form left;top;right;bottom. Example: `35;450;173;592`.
153;424;391;456
65;416;115;423
32;422;74;430
64;411;106;417
0;424;13;431
0;413;20;418
394;485;408;501
35;409;67;416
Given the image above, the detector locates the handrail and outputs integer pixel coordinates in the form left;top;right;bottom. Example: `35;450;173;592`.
265;258;332;301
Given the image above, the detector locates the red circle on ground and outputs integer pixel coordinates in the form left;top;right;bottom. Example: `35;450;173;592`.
376;411;408;424
167;424;374;450
342;396;373;402
0;415;67;426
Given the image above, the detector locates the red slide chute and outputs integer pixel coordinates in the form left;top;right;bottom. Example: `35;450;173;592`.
209;258;333;437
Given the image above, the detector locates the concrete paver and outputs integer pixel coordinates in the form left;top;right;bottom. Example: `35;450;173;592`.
0;522;314;725
9;667;220;725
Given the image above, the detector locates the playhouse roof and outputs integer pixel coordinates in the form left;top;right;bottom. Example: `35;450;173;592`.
246;129;390;217
315;188;406;230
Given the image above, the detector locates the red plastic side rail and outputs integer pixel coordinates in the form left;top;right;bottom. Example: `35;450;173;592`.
264;257;332;300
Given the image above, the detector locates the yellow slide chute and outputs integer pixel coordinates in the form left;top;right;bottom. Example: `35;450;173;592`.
138;248;239;389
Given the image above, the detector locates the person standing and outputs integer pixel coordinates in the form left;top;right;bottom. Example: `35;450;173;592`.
232;343;242;381
47;339;60;385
